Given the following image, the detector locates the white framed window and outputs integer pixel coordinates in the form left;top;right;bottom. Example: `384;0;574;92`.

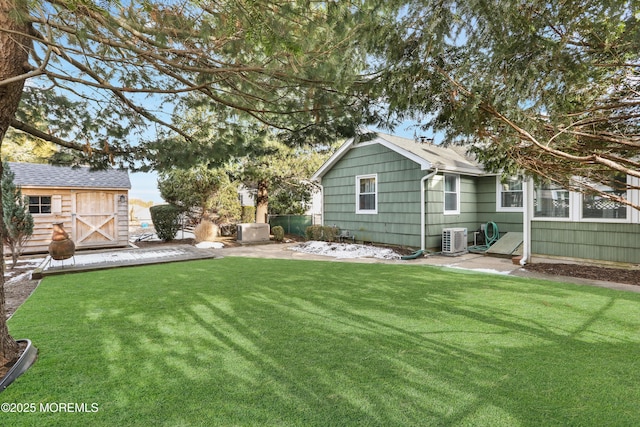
356;174;377;214
532;175;637;223
581;173;628;221
443;174;460;215
533;181;570;219
496;176;524;212
28;196;52;214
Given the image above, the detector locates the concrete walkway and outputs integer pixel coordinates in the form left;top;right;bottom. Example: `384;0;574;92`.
33;245;221;279
32;242;640;294
219;244;640;293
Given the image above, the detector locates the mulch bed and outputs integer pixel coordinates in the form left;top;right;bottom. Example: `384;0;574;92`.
523;263;639;286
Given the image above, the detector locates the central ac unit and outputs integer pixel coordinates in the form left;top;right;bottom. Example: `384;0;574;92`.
442;228;468;255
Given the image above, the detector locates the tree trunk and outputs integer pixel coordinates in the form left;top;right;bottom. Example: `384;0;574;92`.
0;163;18;365
0;0;33;364
255;179;269;224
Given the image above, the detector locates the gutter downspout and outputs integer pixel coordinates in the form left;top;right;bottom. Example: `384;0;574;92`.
314;180;324;226
521;177;532;265
420;168;439;251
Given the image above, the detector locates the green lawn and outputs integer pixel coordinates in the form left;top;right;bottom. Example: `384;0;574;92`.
3;257;640;426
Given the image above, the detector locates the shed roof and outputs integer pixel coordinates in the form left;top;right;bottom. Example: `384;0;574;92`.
8;162;131;189
312;130;485;180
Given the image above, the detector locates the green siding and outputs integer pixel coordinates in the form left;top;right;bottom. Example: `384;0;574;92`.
423;175;479;249
321;142;638;263
321;144;524;250
322;144;426;247
532;221;640;264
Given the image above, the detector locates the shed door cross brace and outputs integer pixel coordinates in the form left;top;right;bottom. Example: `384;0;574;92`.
75;214;116;243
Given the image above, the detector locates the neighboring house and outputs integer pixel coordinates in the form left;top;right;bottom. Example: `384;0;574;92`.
312;131;639;265
8;162;131;254
238;185;256;207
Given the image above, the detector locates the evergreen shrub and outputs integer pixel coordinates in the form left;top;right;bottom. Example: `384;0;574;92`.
150;204;182;241
272;225;285;242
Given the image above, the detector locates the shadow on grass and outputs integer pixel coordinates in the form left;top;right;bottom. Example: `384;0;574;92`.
4;258;640;426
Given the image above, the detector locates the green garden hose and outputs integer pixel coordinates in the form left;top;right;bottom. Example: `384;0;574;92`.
468;221;499;253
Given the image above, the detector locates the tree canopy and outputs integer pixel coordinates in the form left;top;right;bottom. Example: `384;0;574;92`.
365;0;640;208
158;165;240;223
0;0;376;363
1;0;374;169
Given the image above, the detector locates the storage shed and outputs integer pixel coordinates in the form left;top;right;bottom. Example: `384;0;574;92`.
8;162;131;254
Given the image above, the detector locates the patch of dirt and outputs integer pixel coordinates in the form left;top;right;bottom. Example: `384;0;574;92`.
4;262;41;320
0;340;27;380
524;263;639;286
0;260;39;382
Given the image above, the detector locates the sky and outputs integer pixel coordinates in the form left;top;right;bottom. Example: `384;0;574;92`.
129;171;163;204
127;121;438;205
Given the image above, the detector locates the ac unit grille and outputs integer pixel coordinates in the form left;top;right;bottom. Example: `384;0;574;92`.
442;228;468;254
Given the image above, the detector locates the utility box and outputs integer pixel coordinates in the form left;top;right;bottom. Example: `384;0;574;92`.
237;223;270;243
442;228;468;255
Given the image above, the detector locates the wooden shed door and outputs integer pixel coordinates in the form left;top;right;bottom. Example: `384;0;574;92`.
73;192;118;248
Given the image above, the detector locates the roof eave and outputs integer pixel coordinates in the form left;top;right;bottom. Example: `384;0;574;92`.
311;137;355;181
362;136;432;170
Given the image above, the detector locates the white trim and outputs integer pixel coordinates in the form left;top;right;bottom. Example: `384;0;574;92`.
521;178;533;265
532;176;634;223
358;138;432;170
443;173;460;215
631;177;640;223
577;175;631;223
496;176;524;212
27;195;53;215
355;174;378;214
532;182;571;221
311;137;355;180
420;168;439;250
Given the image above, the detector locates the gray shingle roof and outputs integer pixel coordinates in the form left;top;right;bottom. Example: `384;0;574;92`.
8;162;131;189
313;130;487;180
377;132;485;176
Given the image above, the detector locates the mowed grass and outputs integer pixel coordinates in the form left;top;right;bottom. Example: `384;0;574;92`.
3;257;640;426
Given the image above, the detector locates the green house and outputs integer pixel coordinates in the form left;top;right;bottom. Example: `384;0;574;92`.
313;131;639;266
312;131;524;251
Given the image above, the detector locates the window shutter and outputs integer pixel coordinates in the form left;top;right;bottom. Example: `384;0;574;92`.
52;195;62;214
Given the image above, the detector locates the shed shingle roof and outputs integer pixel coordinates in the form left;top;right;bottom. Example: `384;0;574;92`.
8;162;131;189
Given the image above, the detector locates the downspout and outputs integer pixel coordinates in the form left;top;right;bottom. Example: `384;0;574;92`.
310;178;324;226
420;168;439;251
317;182;324;226
520;177;532;265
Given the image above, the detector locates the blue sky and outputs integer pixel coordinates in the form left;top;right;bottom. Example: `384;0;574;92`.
129;171;163;204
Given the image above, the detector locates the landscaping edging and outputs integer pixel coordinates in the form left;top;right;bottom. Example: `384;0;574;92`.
0;339;37;392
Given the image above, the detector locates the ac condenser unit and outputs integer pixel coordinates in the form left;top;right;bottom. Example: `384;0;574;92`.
442;228;468;255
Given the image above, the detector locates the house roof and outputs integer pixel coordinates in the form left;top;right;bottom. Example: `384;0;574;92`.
312;130;485;180
8;162;131;190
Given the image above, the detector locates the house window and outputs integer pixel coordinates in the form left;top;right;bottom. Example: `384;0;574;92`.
443;174;460;214
582;174;628;220
28;196;52;214
497;176;524;211
533;182;570;218
356;174;377;214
